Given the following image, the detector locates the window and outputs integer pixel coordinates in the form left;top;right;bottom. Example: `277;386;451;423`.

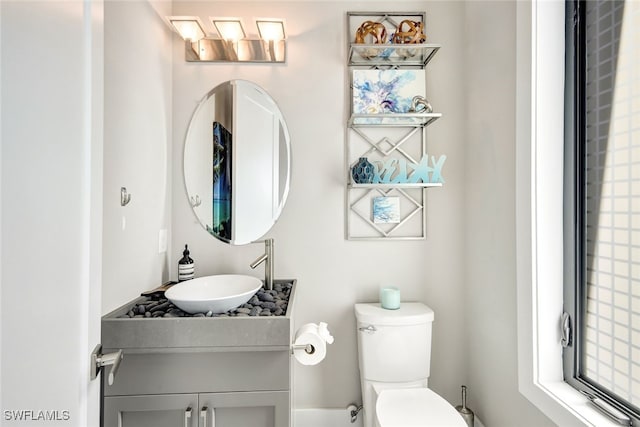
564;1;640;425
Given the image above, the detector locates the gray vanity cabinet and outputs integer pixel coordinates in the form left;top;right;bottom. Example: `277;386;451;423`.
101;350;292;427
104;394;198;427
104;391;289;427
101;281;296;427
199;390;290;426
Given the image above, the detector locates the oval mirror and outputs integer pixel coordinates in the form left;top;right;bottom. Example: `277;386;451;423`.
184;80;291;245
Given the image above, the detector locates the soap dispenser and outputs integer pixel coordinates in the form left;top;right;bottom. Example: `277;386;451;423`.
178;244;194;282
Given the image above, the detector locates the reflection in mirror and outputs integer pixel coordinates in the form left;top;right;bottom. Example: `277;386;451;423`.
184;80;291;245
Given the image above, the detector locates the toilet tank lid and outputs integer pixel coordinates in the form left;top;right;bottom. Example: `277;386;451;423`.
354;303;434;325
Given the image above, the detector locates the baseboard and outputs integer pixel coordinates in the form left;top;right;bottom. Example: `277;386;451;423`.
294;408;485;427
294;408;362;427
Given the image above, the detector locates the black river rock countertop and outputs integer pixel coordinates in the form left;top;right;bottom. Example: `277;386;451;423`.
102;279;296;351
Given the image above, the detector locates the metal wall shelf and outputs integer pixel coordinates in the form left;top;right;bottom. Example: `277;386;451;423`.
349;183;443;189
348;43;441;68
348;113;442;128
346;11;443;241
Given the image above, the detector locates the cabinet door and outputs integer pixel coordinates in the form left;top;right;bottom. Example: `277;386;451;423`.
199;390;289;427
103;394;198;427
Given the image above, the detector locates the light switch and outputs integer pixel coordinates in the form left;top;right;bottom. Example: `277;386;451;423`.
158;229;167;253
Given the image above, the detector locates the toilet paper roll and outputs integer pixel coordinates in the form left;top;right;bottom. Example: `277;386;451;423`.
293;323;328;366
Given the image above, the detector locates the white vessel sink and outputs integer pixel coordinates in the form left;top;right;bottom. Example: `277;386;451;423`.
165;274;263;314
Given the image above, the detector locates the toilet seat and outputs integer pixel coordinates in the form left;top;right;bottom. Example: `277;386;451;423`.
376;388;467;427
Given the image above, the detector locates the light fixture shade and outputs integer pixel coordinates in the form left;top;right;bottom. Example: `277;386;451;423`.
256;20;286;41
211;18;246;41
168;17;206;41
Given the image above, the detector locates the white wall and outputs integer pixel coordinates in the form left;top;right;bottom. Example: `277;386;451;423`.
0;0;563;425
463;2;555;426
1;1;103;425
171;0;467;410
102;0;173;314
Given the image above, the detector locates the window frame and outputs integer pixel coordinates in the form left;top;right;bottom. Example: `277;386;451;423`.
515;1;628;426
562;0;584;392
562;1;640;425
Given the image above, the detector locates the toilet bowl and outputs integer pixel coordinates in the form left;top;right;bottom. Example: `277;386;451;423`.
355;303;466;427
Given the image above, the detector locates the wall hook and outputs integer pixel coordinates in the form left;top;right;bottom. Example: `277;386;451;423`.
120;187;132;206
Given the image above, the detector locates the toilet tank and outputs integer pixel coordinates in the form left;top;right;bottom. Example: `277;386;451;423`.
355;303;434;383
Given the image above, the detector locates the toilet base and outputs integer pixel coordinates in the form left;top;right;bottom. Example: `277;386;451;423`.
360;379;428;427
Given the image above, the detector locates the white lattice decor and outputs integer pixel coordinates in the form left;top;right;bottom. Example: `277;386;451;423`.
345;11;443;241
346;126;442;240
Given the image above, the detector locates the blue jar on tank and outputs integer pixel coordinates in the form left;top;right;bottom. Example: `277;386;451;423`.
351;157;375;184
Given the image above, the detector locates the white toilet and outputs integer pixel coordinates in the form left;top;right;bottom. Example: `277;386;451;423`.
355;302;466;427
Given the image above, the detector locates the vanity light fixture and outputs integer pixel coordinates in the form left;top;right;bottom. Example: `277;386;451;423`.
167;16;206;42
211;18;246;41
256;19;286;41
210;18;245;62
256;19;286;62
166;15;286;63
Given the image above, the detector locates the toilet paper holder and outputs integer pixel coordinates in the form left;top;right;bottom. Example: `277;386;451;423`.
291;343;315;354
291;322;333;360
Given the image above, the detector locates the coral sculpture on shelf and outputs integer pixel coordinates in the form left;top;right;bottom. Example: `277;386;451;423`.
371;154;447;184
393;20;426;44
393;20;426;59
354;20;388;59
355;20;387;44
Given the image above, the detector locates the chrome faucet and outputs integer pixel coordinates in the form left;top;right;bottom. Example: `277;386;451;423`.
250;238;274;290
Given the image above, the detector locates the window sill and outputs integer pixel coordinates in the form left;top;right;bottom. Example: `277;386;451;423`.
521;379;623;427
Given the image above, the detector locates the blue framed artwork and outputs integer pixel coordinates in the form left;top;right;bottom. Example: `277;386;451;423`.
352;69;425;114
212;121;232;241
373;196;401;224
